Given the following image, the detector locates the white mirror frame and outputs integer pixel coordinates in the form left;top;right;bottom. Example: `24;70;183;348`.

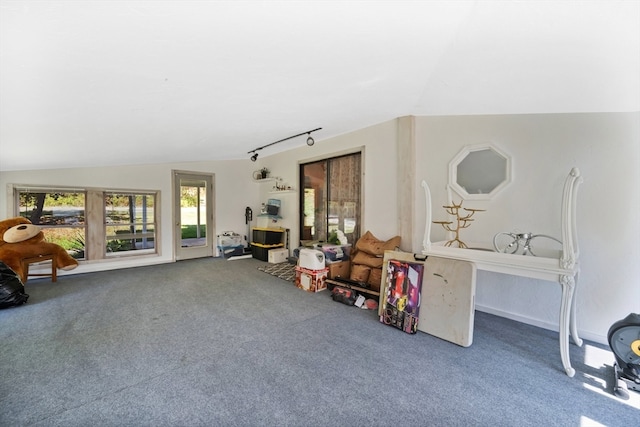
448;143;511;201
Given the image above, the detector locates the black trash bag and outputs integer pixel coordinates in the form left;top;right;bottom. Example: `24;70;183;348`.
0;261;29;309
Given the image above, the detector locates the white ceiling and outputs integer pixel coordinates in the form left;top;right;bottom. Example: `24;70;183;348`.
1;0;638;171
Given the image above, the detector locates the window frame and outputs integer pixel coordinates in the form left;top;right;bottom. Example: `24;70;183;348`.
104;191;157;257
299;151;362;245
13;186;87;260
13;185;160;261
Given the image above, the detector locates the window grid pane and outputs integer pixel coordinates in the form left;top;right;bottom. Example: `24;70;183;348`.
105;193;156;254
16;189;86;260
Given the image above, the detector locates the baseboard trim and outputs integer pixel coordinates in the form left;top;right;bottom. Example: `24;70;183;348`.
227;254;253;261
475;304;607;345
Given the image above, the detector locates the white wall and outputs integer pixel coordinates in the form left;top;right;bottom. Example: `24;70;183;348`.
254;120;400;249
0;159;257;272
414;112;640;343
1;112;637;344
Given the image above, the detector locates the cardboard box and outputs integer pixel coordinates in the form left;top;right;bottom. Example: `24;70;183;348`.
328;260;350;279
268;248;289;264
295;266;328;293
379;258;424;334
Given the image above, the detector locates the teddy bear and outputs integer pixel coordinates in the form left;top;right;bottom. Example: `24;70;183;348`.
0;217;78;283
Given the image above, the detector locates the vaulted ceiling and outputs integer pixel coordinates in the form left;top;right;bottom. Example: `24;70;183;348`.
1;0;638;171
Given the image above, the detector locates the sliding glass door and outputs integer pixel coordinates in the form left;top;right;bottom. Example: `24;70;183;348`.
299;152;361;245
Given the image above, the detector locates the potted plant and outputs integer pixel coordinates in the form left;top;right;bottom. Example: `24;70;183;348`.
260;167;270;179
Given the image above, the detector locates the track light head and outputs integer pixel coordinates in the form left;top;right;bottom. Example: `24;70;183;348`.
250;153;258;162
306;134;314;146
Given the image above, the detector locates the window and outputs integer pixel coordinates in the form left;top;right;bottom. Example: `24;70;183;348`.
299;152;361;244
15;186;158;261
105;192;156;255
16;188;86;259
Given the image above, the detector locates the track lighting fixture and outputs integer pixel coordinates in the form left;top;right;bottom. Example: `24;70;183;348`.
248;128;321;160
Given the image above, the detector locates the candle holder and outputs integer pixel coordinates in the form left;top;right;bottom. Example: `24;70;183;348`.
433;200;485;248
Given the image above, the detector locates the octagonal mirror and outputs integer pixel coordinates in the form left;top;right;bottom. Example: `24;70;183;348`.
449;143;511;200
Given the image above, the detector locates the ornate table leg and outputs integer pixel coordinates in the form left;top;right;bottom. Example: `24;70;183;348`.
569;271;583;347
559;274;576;377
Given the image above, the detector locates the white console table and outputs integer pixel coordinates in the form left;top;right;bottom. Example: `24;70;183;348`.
421;168;583;377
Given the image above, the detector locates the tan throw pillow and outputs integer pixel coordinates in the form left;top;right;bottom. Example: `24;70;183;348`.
352;251;384;269
355;230;401;256
367;268;382;292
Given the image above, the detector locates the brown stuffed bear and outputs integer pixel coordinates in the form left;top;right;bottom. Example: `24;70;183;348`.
0;217;78;283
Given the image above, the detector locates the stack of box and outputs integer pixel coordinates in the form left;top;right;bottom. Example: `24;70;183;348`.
251;227;285;261
295;248;328;292
319;243;352;279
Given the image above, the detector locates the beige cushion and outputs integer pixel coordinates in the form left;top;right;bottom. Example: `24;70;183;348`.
355;230;401;256
352;251;383;269
367;268;382;292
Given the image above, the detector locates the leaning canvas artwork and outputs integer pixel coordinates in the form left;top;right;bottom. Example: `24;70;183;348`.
380;259;424;334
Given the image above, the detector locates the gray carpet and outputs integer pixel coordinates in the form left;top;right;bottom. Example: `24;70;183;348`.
1;257;638;426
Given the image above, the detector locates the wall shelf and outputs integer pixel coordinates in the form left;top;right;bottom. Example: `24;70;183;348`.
268;190;295;194
253;175;295;193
